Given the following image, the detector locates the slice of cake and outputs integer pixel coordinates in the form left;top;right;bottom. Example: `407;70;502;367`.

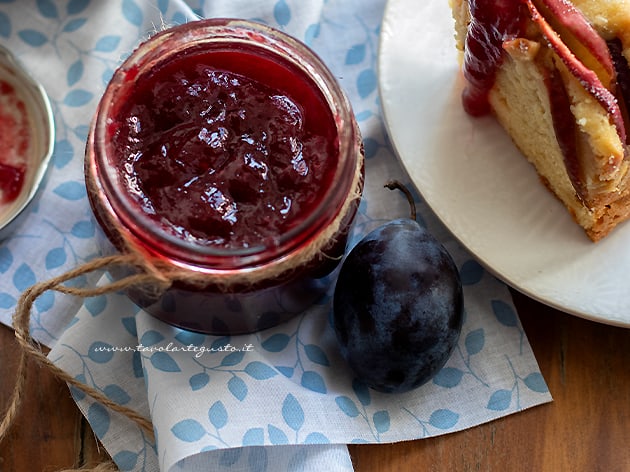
451;0;630;241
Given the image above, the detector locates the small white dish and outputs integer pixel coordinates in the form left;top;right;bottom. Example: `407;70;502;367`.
0;45;54;240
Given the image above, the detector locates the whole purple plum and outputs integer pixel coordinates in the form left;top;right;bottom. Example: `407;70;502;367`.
333;215;464;394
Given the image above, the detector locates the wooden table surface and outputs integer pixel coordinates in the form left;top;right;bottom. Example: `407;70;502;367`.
1;288;629;471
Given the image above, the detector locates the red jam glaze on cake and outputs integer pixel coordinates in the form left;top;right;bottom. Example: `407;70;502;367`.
608;38;630;138
107;49;338;250
461;0;529;116
0;79;28;206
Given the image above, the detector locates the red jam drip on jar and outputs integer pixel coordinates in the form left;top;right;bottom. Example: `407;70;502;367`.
462;0;529;116
0;79;28;205
108;50;338;250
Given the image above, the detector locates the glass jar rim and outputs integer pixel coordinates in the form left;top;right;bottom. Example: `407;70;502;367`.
91;18;360;270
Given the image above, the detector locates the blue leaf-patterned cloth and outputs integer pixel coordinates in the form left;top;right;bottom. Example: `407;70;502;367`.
0;0;553;471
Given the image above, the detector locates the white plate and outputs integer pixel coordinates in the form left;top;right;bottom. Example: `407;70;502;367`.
378;0;630;327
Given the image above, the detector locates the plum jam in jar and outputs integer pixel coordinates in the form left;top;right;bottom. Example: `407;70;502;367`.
85;19;364;334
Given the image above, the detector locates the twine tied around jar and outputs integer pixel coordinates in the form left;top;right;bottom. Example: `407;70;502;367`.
0;153;364;462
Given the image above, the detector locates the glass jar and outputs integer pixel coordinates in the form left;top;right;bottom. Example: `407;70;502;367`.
85;18;364;335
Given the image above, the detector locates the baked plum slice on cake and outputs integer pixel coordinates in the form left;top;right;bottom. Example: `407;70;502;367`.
452;0;630;241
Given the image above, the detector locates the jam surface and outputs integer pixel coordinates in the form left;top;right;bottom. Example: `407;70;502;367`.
109;50;337;249
0;79;28;207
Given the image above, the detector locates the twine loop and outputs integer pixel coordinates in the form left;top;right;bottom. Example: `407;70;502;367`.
0;252;167;451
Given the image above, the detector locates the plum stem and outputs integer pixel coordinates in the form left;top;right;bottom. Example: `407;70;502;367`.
384;180;416;221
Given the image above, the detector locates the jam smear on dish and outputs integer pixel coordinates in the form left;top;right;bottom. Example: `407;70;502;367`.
0;163;25;204
0;79;28;206
108;50;338;250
